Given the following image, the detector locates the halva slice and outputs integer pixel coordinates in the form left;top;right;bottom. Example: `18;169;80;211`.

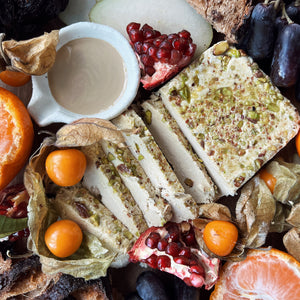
159;41;300;196
82;142;148;237
52;186;134;267
141;98;218;203
101;139;173;227
113;110;199;222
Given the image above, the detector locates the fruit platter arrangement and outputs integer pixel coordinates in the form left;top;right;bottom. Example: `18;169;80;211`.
0;0;300;299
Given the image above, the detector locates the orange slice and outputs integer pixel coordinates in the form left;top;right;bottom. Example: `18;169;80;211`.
0;87;34;190
210;248;300;299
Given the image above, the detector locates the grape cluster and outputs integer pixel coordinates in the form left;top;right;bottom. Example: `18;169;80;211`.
240;0;300;101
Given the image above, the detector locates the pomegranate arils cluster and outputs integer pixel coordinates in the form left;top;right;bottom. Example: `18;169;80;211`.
126;22;197;90
128;221;220;289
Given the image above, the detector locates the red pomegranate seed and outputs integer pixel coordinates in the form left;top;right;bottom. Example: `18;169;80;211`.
143;29;156;40
190;273;205;288
145;232;161;248
157;238;168;251
183;277;192;286
179;247;191;258
129;29;143;43
153;30;161;38
169;49;183;65
166;242;181;257
148;46;158;59
185;43;197;57
157;255;171;269
126;22;140;34
159;40;172;51
166;223;180;241
145;66;155;76
190;265;205;276
134;41;143;54
168;33;179;40
141;54;155;67
172;38;188;51
157;48;170;61
178;30;191;39
141;24;153;31
142;42;152;54
174;256;190;265
184;230;196;246
146;254;158;268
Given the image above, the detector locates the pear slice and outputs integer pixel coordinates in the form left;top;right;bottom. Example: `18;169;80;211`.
87;0;213;58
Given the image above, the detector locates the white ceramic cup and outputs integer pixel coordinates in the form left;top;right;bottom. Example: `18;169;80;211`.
28;22;140;126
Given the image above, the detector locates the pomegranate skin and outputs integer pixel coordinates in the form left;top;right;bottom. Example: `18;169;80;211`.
128;221;220;289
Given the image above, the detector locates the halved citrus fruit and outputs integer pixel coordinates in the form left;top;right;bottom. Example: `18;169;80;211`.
210;248;300;299
0;87;34;190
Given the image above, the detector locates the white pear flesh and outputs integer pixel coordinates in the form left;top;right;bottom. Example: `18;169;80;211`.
85;0;213;58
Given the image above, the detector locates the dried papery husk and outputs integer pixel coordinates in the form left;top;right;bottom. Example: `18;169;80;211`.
283;227;300;262
269;201;292;233
1;30;59;75
198;203;232;221
236;176;276;249
286;202;300;227
265;159;300;205
24;137;116;280
55;118;127;148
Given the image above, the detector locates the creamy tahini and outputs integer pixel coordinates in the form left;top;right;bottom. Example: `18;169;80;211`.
48;38;126;115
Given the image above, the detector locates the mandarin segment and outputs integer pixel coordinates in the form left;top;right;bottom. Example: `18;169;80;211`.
210;248;300;299
0;87;34;190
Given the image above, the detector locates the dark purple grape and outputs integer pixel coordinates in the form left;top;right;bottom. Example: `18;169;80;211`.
286;1;300;24
246;3;277;61
275;16;288;34
270;23;300;87
136;271;169;300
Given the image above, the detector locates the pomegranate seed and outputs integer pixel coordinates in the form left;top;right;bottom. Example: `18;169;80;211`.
141;54;155;67
190;265;205;276
185;43;197;57
126;22;140;34
142;42;152;54
190;273;204;288
179;247;191;258
153;37;163;47
174;256;190;265
183;277;192;286
159;40;172;51
166;242;181;257
141;24;153;31
169;49;183;65
157;255;171;269
178;30;191;39
134;42;143;54
145;232;161;248
129;29;143;43
143;29;156;40
184;230;196;246
165;222;180;241
146;254;158;268
153;30;161;38
168;33;179;40
172;38;188;51
145;66;155;76
148;46;158;58
157;238;168;251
